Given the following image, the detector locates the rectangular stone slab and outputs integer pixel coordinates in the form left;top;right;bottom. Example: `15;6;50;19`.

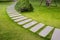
23;21;38;28
18;19;32;25
8;13;21;15
7;9;15;13
9;14;20;18
51;28;60;40
39;26;54;37
7;7;15;13
9;13;19;15
29;23;45;32
14;17;27;22
12;16;24;19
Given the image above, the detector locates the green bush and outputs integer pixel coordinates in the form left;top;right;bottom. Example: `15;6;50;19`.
15;0;33;12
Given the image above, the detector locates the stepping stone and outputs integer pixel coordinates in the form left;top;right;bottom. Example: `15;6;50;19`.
12;16;24;20
51;28;60;40
8;13;21;16
9;14;21;18
23;21;38;28
29;23;45;32
39;26;54;37
14;17;28;22
7;9;15;13
7;7;17;14
8;5;14;9
18;19;32;25
8;12;21;15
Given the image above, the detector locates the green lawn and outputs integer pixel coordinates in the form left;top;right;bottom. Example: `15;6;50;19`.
0;2;46;40
21;2;60;28
0;1;60;40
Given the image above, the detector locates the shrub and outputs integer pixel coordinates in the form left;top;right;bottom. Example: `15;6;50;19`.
15;0;33;12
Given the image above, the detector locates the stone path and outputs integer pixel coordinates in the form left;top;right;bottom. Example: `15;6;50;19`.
6;2;60;40
51;28;60;40
39;26;54;37
12;16;25;20
29;23;45;32
18;19;32;25
23;21;38;28
14;17;28;22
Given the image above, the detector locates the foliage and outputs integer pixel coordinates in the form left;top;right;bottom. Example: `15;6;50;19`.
15;0;33;12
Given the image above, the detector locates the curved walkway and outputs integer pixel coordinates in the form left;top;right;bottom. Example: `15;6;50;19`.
6;2;60;40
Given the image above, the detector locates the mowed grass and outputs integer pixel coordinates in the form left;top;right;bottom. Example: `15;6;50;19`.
21;2;60;28
0;2;46;40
